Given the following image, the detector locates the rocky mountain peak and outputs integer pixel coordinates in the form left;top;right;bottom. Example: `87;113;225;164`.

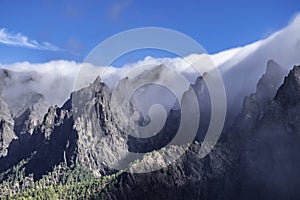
255;60;287;102
227;60;288;143
240;60;286;122
275;65;300;108
237;65;300;199
0;95;16;158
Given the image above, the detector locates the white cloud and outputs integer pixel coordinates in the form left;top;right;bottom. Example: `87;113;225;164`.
0;28;62;51
220;13;300;106
1;60;81;107
1;13;300;115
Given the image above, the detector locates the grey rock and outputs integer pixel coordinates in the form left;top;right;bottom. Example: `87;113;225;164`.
237;65;300;199
0;95;16;158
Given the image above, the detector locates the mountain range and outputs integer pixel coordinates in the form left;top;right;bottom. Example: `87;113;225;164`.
0;14;300;200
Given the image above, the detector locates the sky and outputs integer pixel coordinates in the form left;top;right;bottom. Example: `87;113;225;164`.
0;0;300;65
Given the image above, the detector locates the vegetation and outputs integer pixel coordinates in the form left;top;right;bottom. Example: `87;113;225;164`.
0;162;123;200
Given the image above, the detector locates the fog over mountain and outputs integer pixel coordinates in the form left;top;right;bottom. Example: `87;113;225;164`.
1;13;300;200
0;14;299;111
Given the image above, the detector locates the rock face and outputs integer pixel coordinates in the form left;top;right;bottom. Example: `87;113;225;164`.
71;77;129;175
231;60;287;138
98;142;238;200
191;73;212;141
0;71;190;179
0;69;49;159
0;95;16;157
240;65;300;199
0;76;133;179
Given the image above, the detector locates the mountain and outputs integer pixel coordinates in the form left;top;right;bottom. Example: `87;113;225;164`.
240;65;300;199
230;60;287;135
0;69;49;159
0;77;119;178
0;15;299;121
219;15;300;118
1;15;300;200
89;63;300;200
0;65;196;180
0;67;238;199
1;60;300;199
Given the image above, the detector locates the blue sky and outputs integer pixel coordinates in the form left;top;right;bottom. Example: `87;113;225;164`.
0;0;300;65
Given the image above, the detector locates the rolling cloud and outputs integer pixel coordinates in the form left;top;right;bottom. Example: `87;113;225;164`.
0;28;62;51
0;13;300;111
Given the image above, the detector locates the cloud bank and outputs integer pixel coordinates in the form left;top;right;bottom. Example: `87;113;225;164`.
0;13;300;114
0;60;81;107
219;13;300;112
0;28;62;51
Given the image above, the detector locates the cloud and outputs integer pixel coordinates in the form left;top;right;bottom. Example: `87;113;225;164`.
0;55;205;110
0;60;80;107
1;13;300;115
217;12;300;115
108;0;133;22
0;28;63;51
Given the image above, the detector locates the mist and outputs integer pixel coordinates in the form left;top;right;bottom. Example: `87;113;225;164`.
0;13;300;116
